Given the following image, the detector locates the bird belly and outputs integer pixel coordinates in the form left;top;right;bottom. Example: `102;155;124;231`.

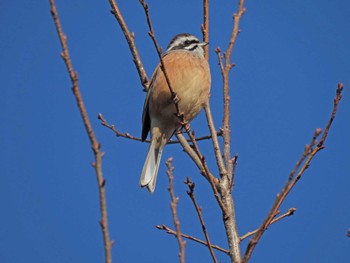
148;51;211;137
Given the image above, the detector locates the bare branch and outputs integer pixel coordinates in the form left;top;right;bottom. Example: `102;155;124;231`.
166;158;186;263
99;113;146;142
242;84;344;263
221;0;246;183
215;47;225;72
139;0;184;122
107;0;149;90
240;208;296;241
201;0;209;60
201;0;228;182
169;130;223;144
176;133;206;174
219;180;241;263
156;224;229;254
98;113;222;144
185;178;218;263
204;102;227;178
49;1;112;262
318;83;344;146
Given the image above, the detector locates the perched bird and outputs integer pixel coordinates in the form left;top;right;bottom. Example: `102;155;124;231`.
140;33;211;192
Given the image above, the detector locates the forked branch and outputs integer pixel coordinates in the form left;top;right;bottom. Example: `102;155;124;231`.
108;0;149;90
240;208;297;241
156;224;229;254
242;83;344;263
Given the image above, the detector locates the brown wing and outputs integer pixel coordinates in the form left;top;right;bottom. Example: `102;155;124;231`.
141;67;159;141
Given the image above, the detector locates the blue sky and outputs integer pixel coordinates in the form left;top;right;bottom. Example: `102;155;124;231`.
1;1;349;262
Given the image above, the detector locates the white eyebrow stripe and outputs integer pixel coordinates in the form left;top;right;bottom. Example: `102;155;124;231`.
166;35;199;52
164;34;205;58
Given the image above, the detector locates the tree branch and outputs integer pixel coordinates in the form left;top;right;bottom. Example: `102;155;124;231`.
166;158;186;263
201;0;209;60
108;0;149;90
242;83;344;263
49;1;112;262
240;208;296;241
185;178;218;263
221;0;246;184
204;102;227;178
98;113;222;144
139;0;184;121
201;0;227;180
156;224;229;254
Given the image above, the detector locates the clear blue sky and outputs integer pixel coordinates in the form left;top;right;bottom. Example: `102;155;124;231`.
1;1;349;262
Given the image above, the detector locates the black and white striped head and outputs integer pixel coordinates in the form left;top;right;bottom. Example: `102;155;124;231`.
165;33;208;58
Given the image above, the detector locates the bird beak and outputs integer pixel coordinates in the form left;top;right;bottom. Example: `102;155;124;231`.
200;42;209;47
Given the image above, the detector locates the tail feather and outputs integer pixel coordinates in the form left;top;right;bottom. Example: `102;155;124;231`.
140;139;164;193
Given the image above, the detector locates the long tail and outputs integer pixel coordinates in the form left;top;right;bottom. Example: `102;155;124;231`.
140;137;165;192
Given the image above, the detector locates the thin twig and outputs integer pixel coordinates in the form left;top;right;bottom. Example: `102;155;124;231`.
318;83;344;146
201;0;229;183
170;131;222;144
139;0;183;121
204;102;227;178
201;0;209;60
240;208;296;241
287;129;320;182
49;1;112;263
166;158;186;263
242;84;344;263
156;224;229;254
221;0;246;183
185;178;218;263
108;0;149;90
99;113;146;142
176;133;206;175
98;113;222;144
201;0;227;179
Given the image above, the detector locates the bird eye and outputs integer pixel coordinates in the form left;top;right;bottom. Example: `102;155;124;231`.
184;40;191;45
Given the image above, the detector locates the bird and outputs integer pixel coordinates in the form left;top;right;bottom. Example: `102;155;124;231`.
140;33;211;192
